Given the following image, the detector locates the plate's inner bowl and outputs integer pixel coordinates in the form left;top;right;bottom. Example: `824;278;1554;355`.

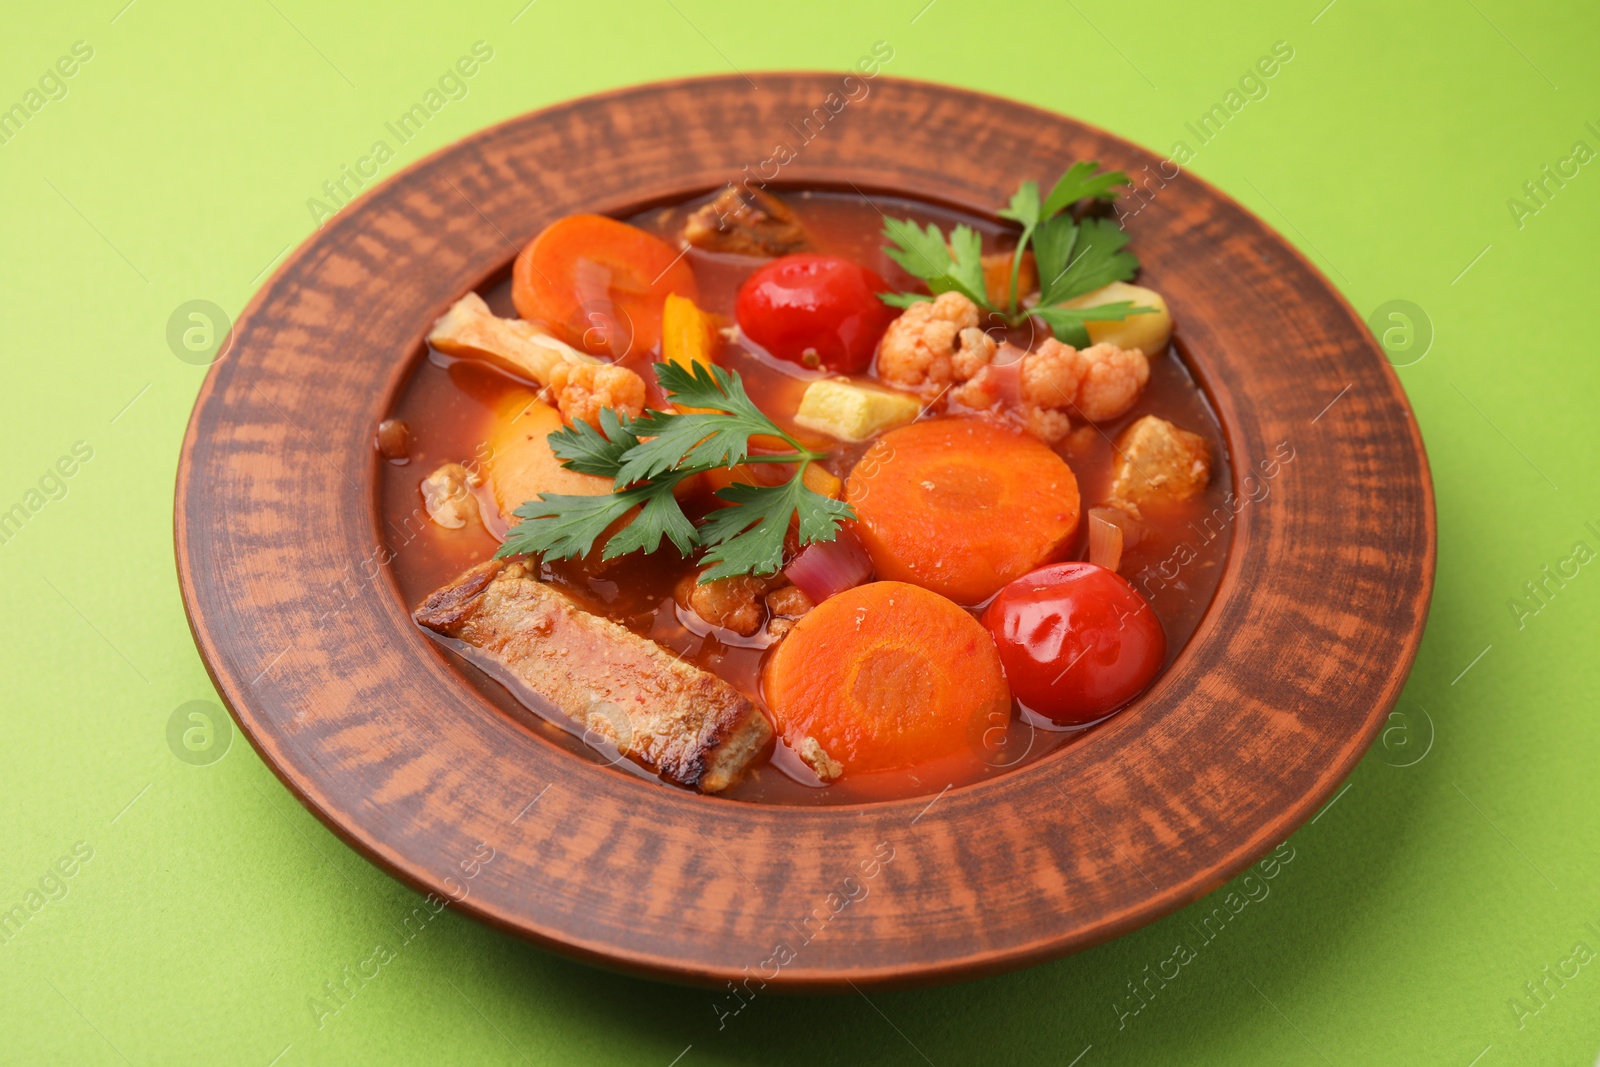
377;185;1234;806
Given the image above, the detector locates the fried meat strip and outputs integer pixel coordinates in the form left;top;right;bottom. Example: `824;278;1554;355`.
415;559;772;793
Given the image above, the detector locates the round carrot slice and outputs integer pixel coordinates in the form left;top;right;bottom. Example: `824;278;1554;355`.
845;418;1080;605
512;214;698;358
763;581;1010;775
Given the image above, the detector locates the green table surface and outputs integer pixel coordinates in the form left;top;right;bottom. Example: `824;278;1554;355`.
3;0;1597;1063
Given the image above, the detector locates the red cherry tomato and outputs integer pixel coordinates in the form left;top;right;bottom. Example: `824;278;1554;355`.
735;254;898;373
981;563;1166;725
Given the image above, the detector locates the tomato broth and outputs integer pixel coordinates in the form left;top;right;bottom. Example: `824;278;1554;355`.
380;189;1233;804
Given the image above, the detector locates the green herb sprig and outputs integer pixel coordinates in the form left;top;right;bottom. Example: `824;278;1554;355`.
879;162;1155;347
495;362;854;583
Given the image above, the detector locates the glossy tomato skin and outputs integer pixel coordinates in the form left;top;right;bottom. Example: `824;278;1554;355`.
981;563;1166;725
735;254;898;373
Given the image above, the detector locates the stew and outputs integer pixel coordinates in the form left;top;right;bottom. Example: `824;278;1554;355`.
379;178;1234;804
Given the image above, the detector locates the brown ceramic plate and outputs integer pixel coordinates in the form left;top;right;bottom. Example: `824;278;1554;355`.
175;74;1434;991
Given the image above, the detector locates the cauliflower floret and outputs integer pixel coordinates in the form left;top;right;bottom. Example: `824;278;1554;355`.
949;342;1028;412
1025;406;1074;444
876;291;997;399
548;361;646;428
949;372;998;411
1073;343;1151;421
1019;339;1150;442
951;329;994;380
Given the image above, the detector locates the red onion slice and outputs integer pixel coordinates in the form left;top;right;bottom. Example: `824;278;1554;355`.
784;525;872;603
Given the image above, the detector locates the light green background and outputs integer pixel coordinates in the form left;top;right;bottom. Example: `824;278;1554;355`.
2;0;1596;1063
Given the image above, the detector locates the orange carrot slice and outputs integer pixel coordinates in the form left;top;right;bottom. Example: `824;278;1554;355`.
762;581;1010;775
512;214;697;358
844;418;1080;605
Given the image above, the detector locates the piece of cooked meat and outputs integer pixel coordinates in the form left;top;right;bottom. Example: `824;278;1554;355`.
763;584;816;640
796;736;842;783
416;559;772;793
682;186;811;257
420;463;480;529
1107;415;1212;516
428;292;595;386
674;570;780;637
765;585;814;619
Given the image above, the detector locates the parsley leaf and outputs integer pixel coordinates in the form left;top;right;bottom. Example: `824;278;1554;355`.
495;488;648;563
944;225;988;305
876;162;1140;326
614;362;800;487
653;359;764;418
997;180;1042;231
696;469;855;582
1037;218;1140;308
880;217;953;283
495;363;856;582
614;410;748;487
877;291;933;309
1040;161;1131;217
1031;301;1156;348
494;465;710;565
548;406;639;477
593;471;700;559
880;218;990;308
996;181;1042;314
1031;213;1080;300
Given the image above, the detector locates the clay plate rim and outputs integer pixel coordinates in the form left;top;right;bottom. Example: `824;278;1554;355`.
175;73;1435;991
